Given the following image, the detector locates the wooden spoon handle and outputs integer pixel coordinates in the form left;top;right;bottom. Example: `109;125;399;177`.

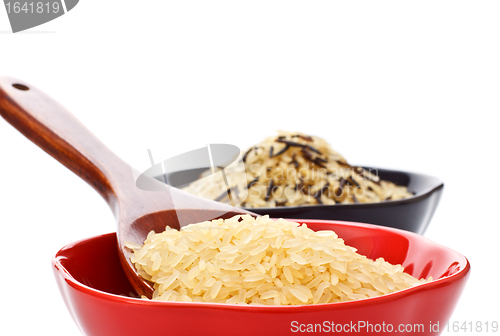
0;77;248;227
0;77;243;221
0;77;126;206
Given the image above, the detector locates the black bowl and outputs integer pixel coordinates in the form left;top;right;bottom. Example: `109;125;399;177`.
159;166;443;234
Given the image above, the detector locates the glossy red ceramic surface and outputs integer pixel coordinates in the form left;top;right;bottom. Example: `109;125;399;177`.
53;220;469;336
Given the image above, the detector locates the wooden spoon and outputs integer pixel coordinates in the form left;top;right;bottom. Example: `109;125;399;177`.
0;77;253;298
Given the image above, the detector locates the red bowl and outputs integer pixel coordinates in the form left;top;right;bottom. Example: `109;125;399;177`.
53;220;469;336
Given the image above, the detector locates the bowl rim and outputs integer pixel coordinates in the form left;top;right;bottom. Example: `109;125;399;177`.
53;219;468;311
161;166;444;211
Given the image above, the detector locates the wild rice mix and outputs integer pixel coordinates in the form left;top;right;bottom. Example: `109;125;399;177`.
182;131;413;208
127;215;430;305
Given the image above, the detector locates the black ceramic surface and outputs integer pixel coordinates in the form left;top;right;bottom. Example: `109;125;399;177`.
160;167;443;235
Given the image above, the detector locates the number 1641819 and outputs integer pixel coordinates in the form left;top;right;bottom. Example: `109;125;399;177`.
5;2;60;14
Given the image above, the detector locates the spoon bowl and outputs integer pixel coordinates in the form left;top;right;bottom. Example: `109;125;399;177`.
0;76;251;298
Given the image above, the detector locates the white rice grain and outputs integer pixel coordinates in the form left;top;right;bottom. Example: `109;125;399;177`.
128;215;429;305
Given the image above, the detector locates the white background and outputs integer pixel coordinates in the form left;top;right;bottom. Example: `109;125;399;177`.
1;1;499;335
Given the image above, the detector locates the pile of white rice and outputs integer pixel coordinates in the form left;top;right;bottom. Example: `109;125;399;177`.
127;215;430;305
182;131;413;208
